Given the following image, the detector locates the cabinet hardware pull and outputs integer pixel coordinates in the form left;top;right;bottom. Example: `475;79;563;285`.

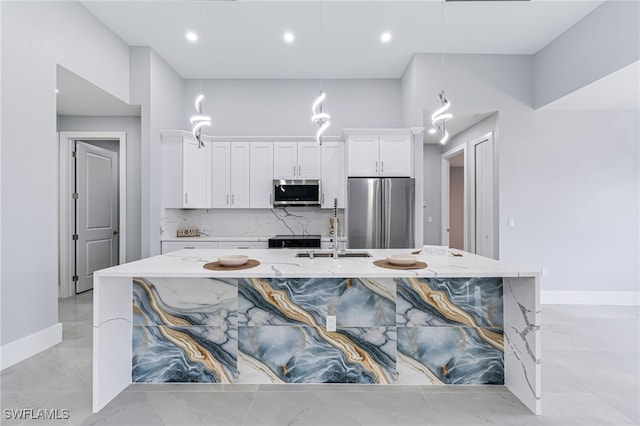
226;194;229;205
185;193;188;204
381;161;384;173
375;161;378;173
293;165;296;177
298;165;301;176
232;194;235;205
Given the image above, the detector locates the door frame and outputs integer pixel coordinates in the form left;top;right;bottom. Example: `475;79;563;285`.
440;143;468;250
58;131;127;298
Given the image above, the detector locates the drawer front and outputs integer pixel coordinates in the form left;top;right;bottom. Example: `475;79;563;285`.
217;241;267;249
161;241;218;254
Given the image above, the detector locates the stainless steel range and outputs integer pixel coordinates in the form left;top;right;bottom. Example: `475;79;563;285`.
268;235;321;249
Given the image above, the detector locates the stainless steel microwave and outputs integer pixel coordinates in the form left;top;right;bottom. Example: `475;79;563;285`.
273;180;321;207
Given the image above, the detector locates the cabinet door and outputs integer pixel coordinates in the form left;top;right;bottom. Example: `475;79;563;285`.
211;142;231;208
182;138;211;208
347;135;379;177
379;134;412;177
230;142;250;208
250;142;274;208
273;141;298;179
297;141;321;180
321;141;345;208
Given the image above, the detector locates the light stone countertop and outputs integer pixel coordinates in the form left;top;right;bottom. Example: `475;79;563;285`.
95;248;538;279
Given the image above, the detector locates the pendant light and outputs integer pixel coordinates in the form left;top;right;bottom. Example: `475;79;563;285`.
188;3;210;149
310;1;330;146
311;91;330;145
432;90;451;145
432;0;453;145
190;94;211;148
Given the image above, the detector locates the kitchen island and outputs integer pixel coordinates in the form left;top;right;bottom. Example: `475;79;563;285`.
93;249;540;414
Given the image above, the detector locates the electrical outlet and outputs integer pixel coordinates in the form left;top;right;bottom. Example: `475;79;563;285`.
508;218;516;228
541;267;549;277
326;315;336;332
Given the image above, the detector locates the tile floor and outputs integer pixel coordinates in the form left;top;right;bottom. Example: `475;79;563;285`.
1;291;638;426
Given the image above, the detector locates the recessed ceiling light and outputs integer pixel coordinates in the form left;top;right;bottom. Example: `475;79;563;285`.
283;32;295;43
186;31;198;42
380;32;392;43
429;128;437;134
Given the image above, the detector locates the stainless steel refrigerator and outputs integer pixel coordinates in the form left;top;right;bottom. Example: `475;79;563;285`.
347;177;415;249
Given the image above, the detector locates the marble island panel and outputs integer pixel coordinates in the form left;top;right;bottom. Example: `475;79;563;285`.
94;249;540;415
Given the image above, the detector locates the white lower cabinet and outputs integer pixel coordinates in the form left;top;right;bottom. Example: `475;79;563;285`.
217;241;268;249
211;142;250;208
161;241;218;254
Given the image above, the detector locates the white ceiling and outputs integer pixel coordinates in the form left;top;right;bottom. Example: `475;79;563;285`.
80;0;605;79
58;0;639;133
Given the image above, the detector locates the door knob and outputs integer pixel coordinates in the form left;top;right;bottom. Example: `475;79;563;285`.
113;230;119;235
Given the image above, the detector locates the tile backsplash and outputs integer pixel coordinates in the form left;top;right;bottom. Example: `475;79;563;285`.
161;208;344;239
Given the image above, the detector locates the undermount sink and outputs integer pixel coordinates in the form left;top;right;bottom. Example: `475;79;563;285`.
296;250;372;258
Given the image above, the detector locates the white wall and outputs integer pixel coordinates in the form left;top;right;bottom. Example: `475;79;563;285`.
182;79;402;136
534;0;640;108
131;48;185;257
56;116;142;262
1;2;131;349
404;53;639;294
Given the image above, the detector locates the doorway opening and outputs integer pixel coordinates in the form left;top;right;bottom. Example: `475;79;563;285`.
440;132;497;258
59;131;127;297
441;144;467;250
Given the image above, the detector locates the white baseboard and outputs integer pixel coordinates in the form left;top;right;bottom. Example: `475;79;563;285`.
1;323;63;370
541;291;640;306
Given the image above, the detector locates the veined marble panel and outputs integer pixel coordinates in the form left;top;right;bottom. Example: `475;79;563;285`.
132;277;238;384
397;326;504;385
238;277;395;327
133;277;237;327
238;326;396;384
132;325;237;383
503;277;541;414
396;277;503;329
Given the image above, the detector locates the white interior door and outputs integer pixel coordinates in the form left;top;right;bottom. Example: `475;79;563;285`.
75;142;118;293
473;138;494;258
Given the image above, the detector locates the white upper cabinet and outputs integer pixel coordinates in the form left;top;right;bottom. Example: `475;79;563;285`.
379;134;412;176
211;142;231;208
321;141;345;208
297;142;322;180
230;142;250;208
250;142;274;208
347;135;379;177
161;133;211;208
274;141;321;180
347;132;412;177
211;141;250;208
